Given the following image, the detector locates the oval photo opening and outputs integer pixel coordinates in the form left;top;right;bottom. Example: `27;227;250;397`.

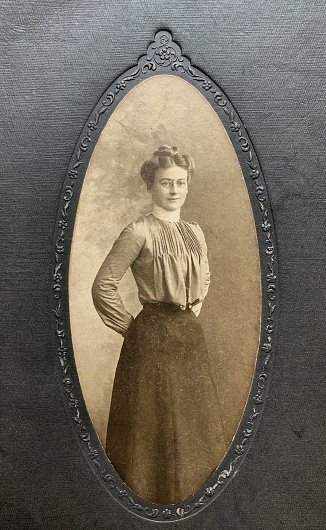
69;75;261;505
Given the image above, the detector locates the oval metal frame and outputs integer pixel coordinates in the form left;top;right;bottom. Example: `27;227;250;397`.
52;30;278;522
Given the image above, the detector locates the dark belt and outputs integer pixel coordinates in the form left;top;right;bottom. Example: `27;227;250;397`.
143;299;200;312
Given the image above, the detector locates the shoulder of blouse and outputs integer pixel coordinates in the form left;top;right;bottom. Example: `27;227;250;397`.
186;220;204;235
185;220;208;248
118;216;149;247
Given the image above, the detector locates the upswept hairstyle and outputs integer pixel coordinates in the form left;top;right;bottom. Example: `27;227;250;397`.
140;145;195;189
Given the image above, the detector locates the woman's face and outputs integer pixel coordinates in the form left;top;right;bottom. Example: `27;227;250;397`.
149;166;188;211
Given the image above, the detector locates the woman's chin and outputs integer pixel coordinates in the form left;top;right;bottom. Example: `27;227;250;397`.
152;198;184;212
166;205;180;211
164;200;182;211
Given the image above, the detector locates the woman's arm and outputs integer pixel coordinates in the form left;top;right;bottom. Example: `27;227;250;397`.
203;250;211;298
92;223;144;336
189;222;211;317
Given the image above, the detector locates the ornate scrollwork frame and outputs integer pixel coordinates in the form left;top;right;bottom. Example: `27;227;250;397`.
52;30;277;522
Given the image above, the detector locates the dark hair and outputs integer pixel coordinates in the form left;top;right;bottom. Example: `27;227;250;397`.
140;145;195;189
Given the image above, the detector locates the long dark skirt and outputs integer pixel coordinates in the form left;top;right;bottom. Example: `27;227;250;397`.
106;303;227;505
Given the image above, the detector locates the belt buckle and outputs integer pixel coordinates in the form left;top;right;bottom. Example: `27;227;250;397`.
179;298;199;311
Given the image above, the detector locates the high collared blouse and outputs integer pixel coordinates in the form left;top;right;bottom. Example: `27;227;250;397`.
92;213;210;335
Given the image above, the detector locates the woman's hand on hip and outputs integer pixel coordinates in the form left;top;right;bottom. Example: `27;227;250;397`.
191;302;202;317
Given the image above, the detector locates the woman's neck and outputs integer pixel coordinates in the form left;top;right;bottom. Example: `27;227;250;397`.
151;204;180;222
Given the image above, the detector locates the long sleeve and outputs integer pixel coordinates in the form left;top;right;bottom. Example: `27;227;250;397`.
203;248;210;298
188;221;210;297
92;223;144;336
193;247;210;318
184;221;210;317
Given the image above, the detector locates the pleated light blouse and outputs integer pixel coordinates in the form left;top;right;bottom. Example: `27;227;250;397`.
92;212;210;336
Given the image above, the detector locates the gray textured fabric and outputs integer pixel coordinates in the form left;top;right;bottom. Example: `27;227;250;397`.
1;1;325;528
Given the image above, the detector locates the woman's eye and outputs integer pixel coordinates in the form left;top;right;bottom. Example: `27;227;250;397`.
178;181;186;186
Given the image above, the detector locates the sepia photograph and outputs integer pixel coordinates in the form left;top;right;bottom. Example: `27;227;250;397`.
68;75;261;505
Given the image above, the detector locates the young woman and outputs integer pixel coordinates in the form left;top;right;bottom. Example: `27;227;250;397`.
92;145;226;505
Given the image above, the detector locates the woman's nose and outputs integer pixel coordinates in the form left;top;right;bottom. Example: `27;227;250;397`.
169;182;178;193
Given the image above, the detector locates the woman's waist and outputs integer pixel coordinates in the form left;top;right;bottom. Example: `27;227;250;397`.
133;268;207;305
142;299;200;313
